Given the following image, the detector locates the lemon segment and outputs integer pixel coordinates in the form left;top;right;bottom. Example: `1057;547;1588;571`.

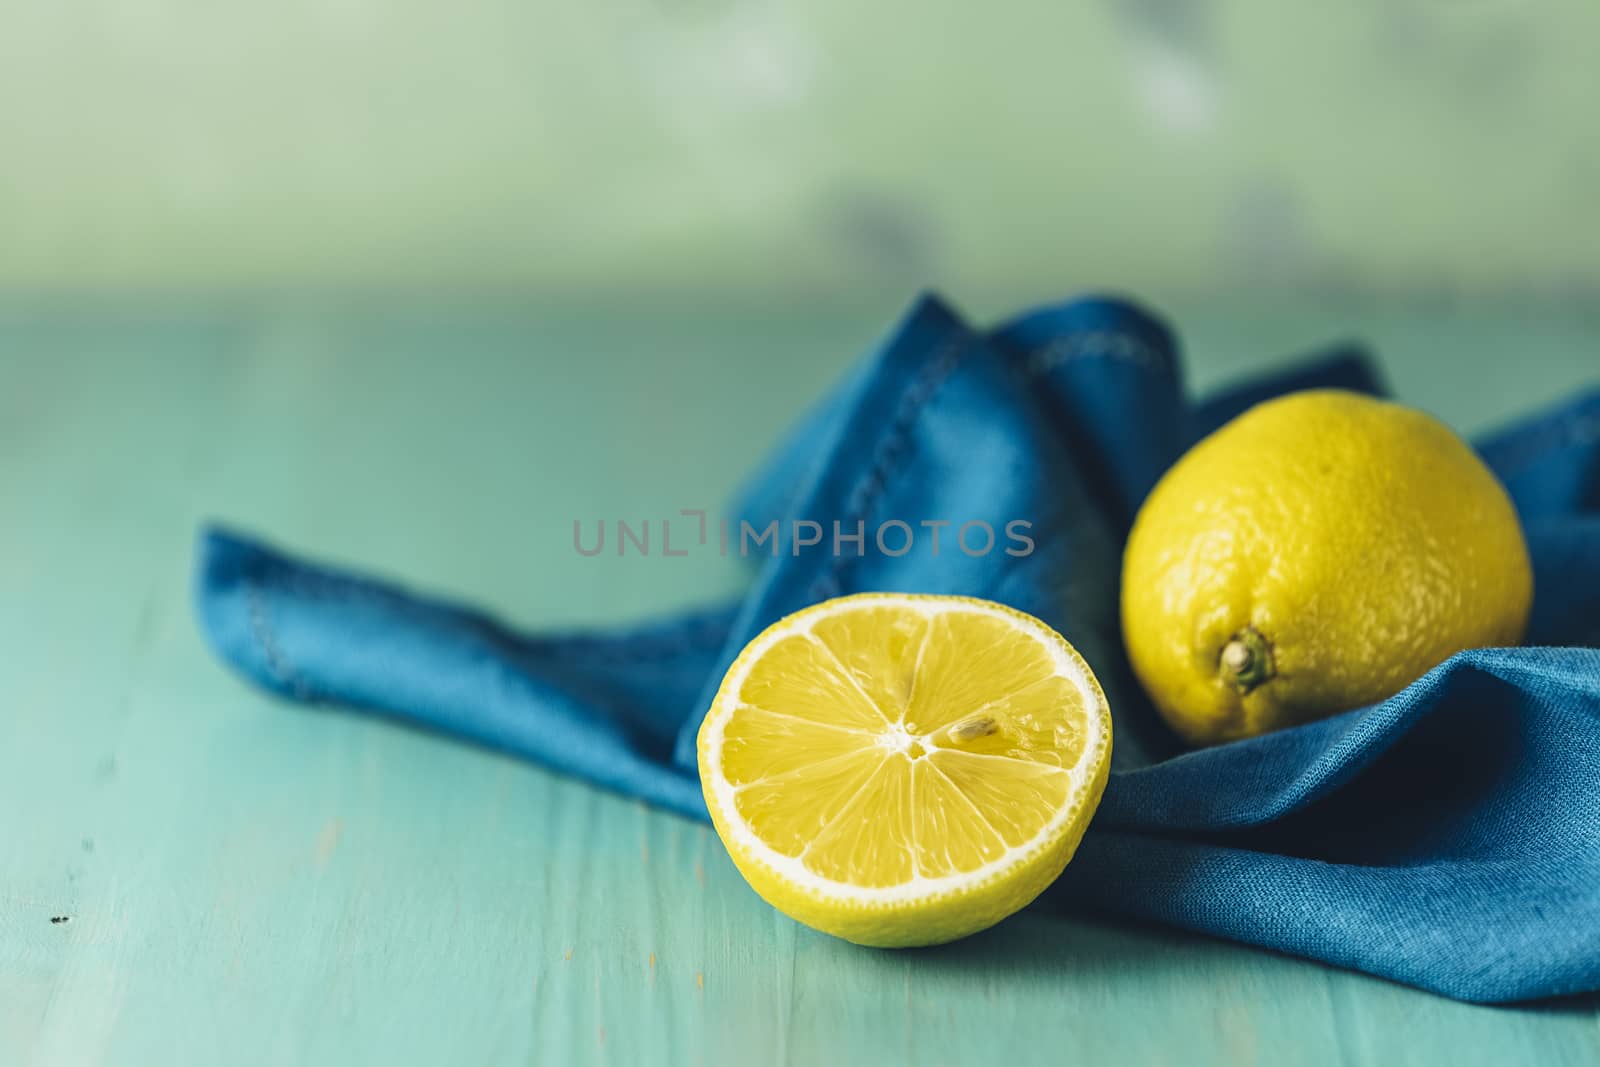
698;593;1112;947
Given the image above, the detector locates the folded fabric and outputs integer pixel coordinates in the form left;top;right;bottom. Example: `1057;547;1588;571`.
194;293;1600;1003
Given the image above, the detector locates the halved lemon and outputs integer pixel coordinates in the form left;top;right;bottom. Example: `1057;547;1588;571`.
697;593;1112;947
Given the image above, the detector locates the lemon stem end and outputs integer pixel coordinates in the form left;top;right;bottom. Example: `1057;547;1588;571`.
1220;628;1275;694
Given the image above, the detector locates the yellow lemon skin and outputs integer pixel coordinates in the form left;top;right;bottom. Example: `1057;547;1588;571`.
1122;389;1533;746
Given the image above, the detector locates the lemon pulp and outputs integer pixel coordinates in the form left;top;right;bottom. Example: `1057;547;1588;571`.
697;593;1112;947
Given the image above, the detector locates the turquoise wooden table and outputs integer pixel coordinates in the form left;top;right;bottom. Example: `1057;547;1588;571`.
3;295;1598;1066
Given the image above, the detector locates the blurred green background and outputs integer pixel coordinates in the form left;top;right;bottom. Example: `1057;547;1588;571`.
3;1;1598;306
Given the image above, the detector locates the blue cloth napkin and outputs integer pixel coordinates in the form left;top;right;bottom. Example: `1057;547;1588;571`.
194;293;1600;1003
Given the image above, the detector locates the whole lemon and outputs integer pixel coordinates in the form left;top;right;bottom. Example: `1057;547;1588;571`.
1122;389;1532;745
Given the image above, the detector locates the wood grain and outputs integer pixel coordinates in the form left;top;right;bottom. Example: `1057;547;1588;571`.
2;297;1597;1066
